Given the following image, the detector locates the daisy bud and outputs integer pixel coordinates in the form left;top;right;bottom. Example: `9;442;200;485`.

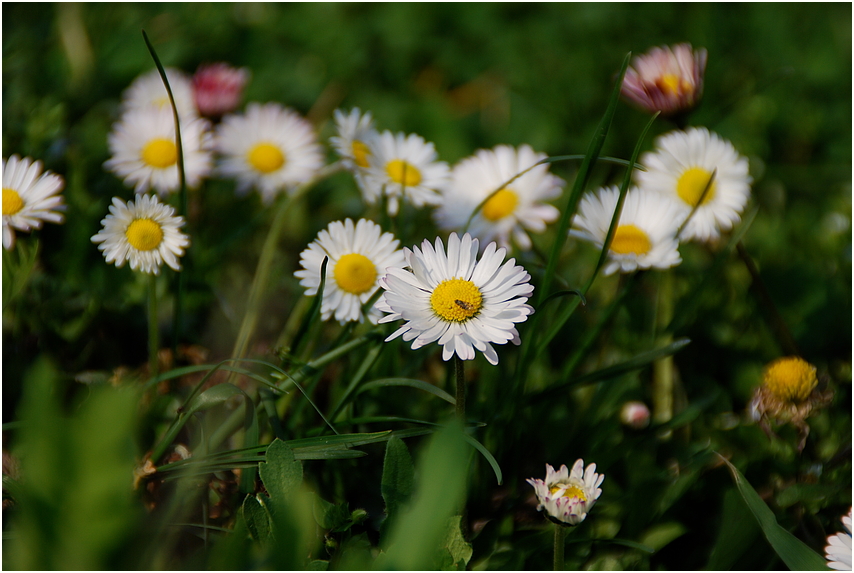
192;63;250;118
527;460;604;526
621;43;707;118
620;401;651;429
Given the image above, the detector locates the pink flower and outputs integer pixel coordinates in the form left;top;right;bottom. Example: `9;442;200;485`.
192;63;250;118
621;43;707;117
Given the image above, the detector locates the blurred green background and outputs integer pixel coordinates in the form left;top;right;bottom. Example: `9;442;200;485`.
2;3;851;570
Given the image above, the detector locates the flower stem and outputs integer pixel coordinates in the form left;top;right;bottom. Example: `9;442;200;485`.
652;271;674;434
455;356;466;424
553;523;566;571
148;273;159;379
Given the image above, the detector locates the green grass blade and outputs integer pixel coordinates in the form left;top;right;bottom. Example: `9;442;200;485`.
289;256;328;362
356;377;456;405
460;433;502;485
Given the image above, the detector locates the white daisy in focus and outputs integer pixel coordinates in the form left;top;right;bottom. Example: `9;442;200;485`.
635;127;752;242
364;131;449;216
570;186;682;275
2;155;65;250
434;144;563;250
526;460;604;526
376;232;533;365
330;108;377;172
826;507;853;571
215;102;324;203
91;194;189;275
295;218;405;324
121;67;198;122
104;106;213;196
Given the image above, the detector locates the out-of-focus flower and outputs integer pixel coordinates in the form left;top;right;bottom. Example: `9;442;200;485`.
376;233;533;365
2;155;65;250
104;106;213;196
121;67;198;122
215;102;324;203
826;507;852;571
295;218;405;324
363;131;449;216
635;127;751;243
748;356;833;452
570;186;682;275
620;401;651;429
434;144;563;251
192;63;250;118
621;43;707;118
527;460;604;526
91;194;189;275
330;108;377;172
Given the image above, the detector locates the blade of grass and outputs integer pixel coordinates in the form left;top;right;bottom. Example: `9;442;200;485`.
356;378;456;405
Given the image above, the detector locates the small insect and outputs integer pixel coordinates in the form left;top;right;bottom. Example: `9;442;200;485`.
454;299;474;311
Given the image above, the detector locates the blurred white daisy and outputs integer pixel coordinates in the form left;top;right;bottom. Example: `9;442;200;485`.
330;108;377;172
570;186;682;275
121;67;198;122
635;127;752;242
215;102;324;203
434;144;563;250
363;131;449;216
2;155;65;250
91;194;189;275
104;106;213;196
295;218;405;324
826;507;852;571
376;232;533;365
527;460;604;526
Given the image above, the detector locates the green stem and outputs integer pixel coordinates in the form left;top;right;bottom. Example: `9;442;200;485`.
455;356;466;424
553;523;566;571
148;273;159;379
652;271;674;431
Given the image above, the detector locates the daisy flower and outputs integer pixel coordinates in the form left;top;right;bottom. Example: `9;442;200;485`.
295;218;405;324
376;232;533;365
570;186;682;275
434;144;563;251
363;131;450;216
215;102;324;203
621;43;708;118
635;127;752;242
527;460;604;526
2;155;65;250
826;507;852;571
192;62;250;118
91;194;189;275
330;107;377;172
104;106;213;196
121;67;198;122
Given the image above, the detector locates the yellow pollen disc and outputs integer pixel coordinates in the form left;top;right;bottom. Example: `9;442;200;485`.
3;188;24;215
482;188;519;221
141;138;178;169
676;167;717;207
658;74;683;96
247;143;286;174
386;159;422;187
352;140;371;168
610;224;652;256
763;356;818;402
549;483;587;501
333;253;377;295
126;218;164;251
430;278;482;322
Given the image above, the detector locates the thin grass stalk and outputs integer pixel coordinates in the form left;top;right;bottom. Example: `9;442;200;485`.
554;523;566;571
148;273;159;379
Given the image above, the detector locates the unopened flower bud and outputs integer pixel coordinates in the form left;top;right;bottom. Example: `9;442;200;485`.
620;401;650;429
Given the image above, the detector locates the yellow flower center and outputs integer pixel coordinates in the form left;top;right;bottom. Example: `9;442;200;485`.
141;138;178;169
549;482;587;501
3;188;24;215
482;188;519;221
333;253;377;295
386;159;422;187
677;167;717;207
763;356;818;402
126;218;164;251
430;278;482;322
247;143;286;174
352;140;371;168
657;74;693;97
610;224;652;256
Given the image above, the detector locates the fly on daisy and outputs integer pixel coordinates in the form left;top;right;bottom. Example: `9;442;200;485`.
295;218;405;324
104;106;213;196
91;194;190;275
635;127;752;242
363;130;449;216
215;102;324;203
376;232;533;365
434;144;563;250
2;155;66;250
570;186;682;275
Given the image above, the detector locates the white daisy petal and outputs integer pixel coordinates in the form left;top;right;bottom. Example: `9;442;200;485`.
826;507;853;571
2;155;66;250
121;67;198;121
527;459;604;526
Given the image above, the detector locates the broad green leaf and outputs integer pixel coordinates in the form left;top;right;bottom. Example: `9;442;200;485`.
313;494;352;531
705;488;761;571
440;515;473;570
381;436;415;522
259;439;303;513
638;522;687;551
357;377;456;404
241;495;271;542
719;455;829;571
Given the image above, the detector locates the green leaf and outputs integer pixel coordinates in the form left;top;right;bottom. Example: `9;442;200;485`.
719;455;829;571
313;494;352;531
357;377;456;405
2;237;39;309
290;256;328;360
460;433;502;485
440;516;473;570
705;488;761;571
382;436;415;522
638;522;687;552
259;439;303;513
241;495;271;542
